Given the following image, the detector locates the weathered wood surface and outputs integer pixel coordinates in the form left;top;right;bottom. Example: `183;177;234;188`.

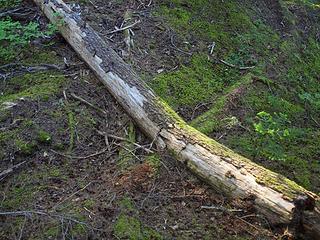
33;0;320;236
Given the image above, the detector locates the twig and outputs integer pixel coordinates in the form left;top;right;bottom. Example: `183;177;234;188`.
50;148;113;160
29;64;65;71
0;63;22;70
0;64;65;80
0;7;34;19
53;182;92;209
140;181;158;208
209;42;216;55
170;34;192;56
0;161;26;181
107;20;141;34
201;204;263;235
191;101;212;120
104;133;111;151
0;210;89;227
311;115;320;127
70;93;107;115
0;118;23;131
18;215;27;240
239;213;272;230
219;59;255;70
98;131;154;154
160;160;170;173
114;143;141;162
217;133;226;140
200;205;244;212
123;9;134;54
0;63;64;71
88;0;99;10
235;215;261;232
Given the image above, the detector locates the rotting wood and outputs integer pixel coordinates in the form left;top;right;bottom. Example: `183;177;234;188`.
123;9;134;54
33;0;320;237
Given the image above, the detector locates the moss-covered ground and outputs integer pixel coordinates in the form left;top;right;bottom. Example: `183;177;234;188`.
149;0;320;193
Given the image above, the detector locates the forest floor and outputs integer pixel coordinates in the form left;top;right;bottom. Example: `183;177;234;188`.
0;0;319;239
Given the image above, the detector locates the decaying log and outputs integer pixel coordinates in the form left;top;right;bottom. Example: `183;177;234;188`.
33;0;320;237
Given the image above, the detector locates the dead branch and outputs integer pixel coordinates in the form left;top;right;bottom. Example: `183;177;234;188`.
50;148;114;160
53;182;92;209
0;63;66;80
107;20;141;34
170;34;192;56
0;161;26;181
109;133;154;153
123;10;134;54
201;205;244;213
114;142;141;162
219;59;255;70
0;7;35;19
0;210;89;227
70;93;108;115
97;130;154;154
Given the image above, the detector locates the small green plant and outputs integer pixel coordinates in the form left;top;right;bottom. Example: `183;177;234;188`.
146;154;161;173
15;139;37;155
253;111;291;161
254;111;290;139
37;130;52;144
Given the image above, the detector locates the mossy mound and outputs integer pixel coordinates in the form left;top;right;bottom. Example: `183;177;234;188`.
152;0;320;191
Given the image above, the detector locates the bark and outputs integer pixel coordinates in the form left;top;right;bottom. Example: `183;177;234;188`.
33;0;320;237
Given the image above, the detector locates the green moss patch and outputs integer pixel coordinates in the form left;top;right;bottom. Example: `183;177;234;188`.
0;164;67;209
37;130;52;144
152;0;280;112
145;153;161;173
114;197;162;240
114;214;162;240
151;54;229;108
0;72;66;104
157;0;254;48
15;139;37;155
191;74;253;134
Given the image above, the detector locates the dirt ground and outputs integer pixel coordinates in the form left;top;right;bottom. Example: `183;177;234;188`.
0;0;317;239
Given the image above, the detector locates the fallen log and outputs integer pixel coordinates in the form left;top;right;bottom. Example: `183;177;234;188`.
33;0;320;237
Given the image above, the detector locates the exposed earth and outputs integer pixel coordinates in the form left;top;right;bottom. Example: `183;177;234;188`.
0;0;319;239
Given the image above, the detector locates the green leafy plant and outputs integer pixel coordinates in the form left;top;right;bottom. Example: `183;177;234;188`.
37;130;52;144
254;111;290;139
0;17;57;62
253;111;291;161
